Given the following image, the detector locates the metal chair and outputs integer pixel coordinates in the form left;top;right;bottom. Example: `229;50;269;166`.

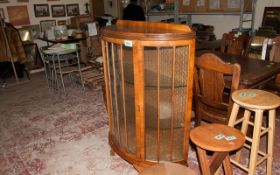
40;45;87;95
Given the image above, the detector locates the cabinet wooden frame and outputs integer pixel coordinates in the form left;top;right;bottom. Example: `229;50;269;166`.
101;20;196;169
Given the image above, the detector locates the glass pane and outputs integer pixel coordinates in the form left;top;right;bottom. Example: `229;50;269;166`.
144;46;189;161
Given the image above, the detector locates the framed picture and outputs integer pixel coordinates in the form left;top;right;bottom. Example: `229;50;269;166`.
0;8;5;19
18;27;33;42
66;4;80;16
57;20;66;26
40;20;56;33
51;5;65;17
23;24;40;39
262;7;280;34
34;4;50;17
7;5;30;26
208;0;222;11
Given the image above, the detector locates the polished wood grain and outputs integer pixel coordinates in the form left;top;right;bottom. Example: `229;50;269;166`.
190;124;245;175
231;89;280;110
200;51;280;89
194;53;241;125
101;20;195;168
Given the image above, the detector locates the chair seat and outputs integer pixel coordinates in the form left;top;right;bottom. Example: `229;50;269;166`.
139;162;195;175
232;89;280;110
190;123;245;152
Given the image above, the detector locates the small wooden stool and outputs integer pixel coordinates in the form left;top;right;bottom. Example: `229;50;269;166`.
138;162;196;175
228;89;280;175
190;123;245;175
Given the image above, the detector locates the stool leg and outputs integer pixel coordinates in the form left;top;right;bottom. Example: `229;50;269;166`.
248;109;263;175
196;147;211;175
209;152;228;174
267;109;276;175
228;103;240;127
223;154;233;175
235;109;251;162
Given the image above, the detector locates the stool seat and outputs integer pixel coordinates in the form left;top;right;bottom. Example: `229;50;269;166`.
190;124;245;175
139;162;195;175
190;123;245;152
232;89;280;110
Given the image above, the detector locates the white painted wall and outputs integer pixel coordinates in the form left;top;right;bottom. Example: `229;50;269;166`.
192;0;280;39
0;0;89;26
0;0;89;47
104;0;280;39
103;0;120;17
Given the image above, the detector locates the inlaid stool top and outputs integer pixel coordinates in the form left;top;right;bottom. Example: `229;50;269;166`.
190;124;245;152
139;162;195;175
232;89;280;110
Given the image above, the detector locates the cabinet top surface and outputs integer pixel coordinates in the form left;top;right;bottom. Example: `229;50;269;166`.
101;20;195;41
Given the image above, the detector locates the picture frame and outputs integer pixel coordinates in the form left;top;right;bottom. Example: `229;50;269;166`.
23;24;40;39
66;4;80;16
34;4;50;17
0;8;5;19
18;27;33;42
57;20;66;26
40;20;56;33
208;0;222;11
51;5;65;17
7;5;30;26
262;7;280;34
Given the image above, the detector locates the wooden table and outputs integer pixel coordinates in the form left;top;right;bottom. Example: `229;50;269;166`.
38;37;86;45
38;37;87;63
199;51;280;89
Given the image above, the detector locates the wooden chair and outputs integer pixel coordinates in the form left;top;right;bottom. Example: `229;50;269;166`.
260;36;280;94
194;52;241;126
220;32;249;56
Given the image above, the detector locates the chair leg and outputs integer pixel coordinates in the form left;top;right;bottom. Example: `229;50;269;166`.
195;106;201;126
248;109;263;175
228;103;240;127
235;109;251;162
267;109;276;175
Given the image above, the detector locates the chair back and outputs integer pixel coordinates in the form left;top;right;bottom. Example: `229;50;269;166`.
194;52;241;125
220;32;249;56
269;36;280;62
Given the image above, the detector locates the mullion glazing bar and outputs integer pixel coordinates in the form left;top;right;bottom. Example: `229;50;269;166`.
111;43;121;143
170;46;176;161
119;45;128;149
157;47;161;162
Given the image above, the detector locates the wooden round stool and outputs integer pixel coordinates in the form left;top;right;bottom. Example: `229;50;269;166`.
138;162;196;175
228;89;280;175
190;123;245;175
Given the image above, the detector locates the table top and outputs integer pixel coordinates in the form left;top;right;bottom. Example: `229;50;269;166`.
198;51;280;88
38;36;85;44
